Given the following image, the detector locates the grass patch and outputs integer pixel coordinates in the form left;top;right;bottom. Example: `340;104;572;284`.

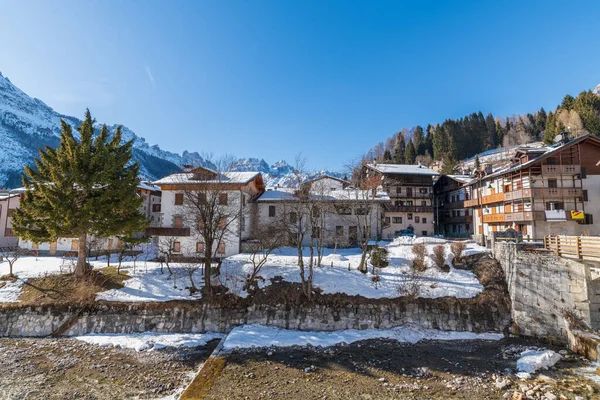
0;274;18;282
18;266;130;305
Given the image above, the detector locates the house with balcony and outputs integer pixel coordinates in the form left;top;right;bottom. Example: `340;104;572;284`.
433;174;473;237
363;163;439;238
464;133;600;242
150;166;265;258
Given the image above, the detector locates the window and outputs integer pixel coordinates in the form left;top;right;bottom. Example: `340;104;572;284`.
406;201;413;206
582;167;587;179
71;239;79;251
384;217;391;224
396;186;402;194
422;231;428;237
392;217;402;224
242;195;246;207
219;217;226;229
336;226;344;237
465;223;470;231
289;212;297;224
422;217;427;224
355;207;367;215
152;204;161;212
219;193;228;205
583;213;594;225
173;215;183;228
421;201;426;206
545;201;564;211
407;213;413;220
312;226;321;239
415;216;420;223
546;157;557;165
32;242;39;250
584;190;588;202
174;193;184;205
196;242;205;253
218;242;225;254
419;188;428;194
337;206;352;215
548;179;558;188
173;241;181;252
198;193;207;203
269;205;276;217
241;216;246;231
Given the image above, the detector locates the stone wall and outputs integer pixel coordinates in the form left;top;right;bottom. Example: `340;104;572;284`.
494;241;600;341
0;297;509;338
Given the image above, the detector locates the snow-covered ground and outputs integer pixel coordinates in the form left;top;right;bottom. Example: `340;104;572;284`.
73;331;224;351
0;238;488;303
222;238;488;299
222;323;503;351
516;349;562;374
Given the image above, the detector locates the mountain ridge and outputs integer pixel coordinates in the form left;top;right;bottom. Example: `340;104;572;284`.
0;72;342;188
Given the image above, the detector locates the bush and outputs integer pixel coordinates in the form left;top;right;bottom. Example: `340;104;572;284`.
370;247;389;268
397;272;423;299
411;243;427;272
432;244;446;269
450;241;467;260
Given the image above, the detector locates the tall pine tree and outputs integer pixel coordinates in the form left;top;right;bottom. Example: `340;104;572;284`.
405;139;416;164
393;132;406;163
12;110;147;277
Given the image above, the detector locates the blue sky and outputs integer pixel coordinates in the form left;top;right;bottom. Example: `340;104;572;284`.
1;1;599;171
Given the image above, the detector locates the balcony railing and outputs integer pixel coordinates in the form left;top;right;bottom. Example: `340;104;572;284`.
482;214;505;223
464;198;478;208
389;192;432;199
481;193;505;205
441;200;465;209
541;165;581;175
532;188;583;198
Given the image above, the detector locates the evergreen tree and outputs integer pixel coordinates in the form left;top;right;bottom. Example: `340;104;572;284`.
561;94;575;110
393;132;406;163
573;91;600;134
485;113;498;149
543;111;557;144
413;125;425;155
12;110;147;277
383;149;392;161
474;155;481;171
432;125;445;161
441;154;457;174
405;139;416;164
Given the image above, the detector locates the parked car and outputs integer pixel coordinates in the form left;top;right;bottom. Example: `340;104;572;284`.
395;229;415;237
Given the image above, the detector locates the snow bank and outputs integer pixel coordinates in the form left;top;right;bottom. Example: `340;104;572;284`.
222;324;503;351
73;332;224;351
516;350;561;373
95;264;204;302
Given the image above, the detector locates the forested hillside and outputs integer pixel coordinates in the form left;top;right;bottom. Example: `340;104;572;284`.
363;87;600;173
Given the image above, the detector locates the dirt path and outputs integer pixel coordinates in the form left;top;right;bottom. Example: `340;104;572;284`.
0;337;219;400
205;338;600;400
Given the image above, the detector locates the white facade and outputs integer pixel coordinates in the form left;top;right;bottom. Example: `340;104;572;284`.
0;193;20;247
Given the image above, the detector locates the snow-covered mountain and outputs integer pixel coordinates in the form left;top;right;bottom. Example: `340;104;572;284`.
593;84;600;96
0;71;342;188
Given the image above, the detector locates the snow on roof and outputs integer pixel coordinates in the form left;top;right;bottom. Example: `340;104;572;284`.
366;163;439;176
472;134;598;183
445;175;473;184
137;181;161;192
257;187;390;202
153;171;260;185
305;175;350;184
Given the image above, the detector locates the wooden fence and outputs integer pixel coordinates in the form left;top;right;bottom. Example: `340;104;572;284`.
544;235;600;260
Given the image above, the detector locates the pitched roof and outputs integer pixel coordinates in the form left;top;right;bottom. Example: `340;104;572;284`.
366;163;439;176
153;171;261;186
471;134;600;184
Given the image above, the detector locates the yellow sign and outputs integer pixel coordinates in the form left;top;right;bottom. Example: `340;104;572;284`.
570;210;585;220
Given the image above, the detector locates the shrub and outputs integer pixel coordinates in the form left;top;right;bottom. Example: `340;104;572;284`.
397;272;423;299
370;247;389;268
411;243;427;272
432;244;446;269
450;241;467;260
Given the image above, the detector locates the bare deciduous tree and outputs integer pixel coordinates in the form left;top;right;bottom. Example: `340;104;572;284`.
244;222;285;291
0;246;28;278
180;155;244;295
158;236;178;276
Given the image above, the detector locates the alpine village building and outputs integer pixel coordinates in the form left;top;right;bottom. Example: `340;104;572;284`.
464;133;600;243
363;163;438;238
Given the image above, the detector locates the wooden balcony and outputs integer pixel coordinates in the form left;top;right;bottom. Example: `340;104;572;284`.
504;211;545;222
464;198;479;208
481;193;505;205
145;227;191;237
482;214;505;223
531;188;583;199
389;192;432;199
442;200;465;209
541;165;581;175
384;205;433;213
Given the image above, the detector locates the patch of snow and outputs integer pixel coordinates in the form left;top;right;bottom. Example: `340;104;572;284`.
222;324;503;351
73;332;224;352
516;350;561;373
